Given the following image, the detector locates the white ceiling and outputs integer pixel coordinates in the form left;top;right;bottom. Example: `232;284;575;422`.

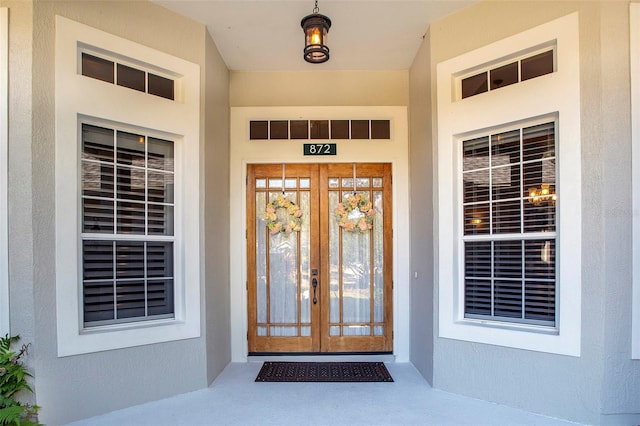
153;0;476;71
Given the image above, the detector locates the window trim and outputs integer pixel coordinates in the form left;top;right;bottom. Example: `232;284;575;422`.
436;12;581;356
55;16;201;356
631;2;640;360
0;8;9;336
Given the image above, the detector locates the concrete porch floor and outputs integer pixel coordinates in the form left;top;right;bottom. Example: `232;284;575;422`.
66;362;580;425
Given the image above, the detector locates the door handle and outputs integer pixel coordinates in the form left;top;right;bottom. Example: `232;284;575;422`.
311;277;318;304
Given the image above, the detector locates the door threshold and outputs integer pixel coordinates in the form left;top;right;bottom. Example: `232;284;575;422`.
247;353;395;363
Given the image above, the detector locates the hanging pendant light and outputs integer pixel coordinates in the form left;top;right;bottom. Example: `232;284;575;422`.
301;0;331;64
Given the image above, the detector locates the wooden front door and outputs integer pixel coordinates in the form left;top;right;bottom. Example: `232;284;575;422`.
247;163;393;354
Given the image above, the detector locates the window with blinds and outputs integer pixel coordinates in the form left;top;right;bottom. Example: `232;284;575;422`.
81;123;175;326
462;121;556;326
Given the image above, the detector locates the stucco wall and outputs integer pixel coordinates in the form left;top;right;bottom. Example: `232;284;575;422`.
424;1;640;423
2;0;36;405
599;2;639;421
2;1;231;424
408;28;434;384
204;32;232;383
230;70;409;106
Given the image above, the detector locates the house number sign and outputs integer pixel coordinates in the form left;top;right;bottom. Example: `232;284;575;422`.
303;143;337;156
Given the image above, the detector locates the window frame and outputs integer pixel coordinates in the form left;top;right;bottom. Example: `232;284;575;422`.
436;12;581;356
0;8;8;336
460;118;558;327
55;16;201;356
456;44;556;100
631;2;640;360
80;120;178;327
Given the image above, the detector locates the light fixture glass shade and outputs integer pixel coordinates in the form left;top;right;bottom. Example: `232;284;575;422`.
301;13;331;63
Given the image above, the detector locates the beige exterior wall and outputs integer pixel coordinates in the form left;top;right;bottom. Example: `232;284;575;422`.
408;27;434;384
204;31;232;384
230;70;409;106
0;0;230;424
412;0;639;423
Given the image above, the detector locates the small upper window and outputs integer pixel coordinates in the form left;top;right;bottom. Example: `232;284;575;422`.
461;48;555;99
81;52;175;101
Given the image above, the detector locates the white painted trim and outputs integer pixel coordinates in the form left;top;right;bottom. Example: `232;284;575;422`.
631;2;640;360
55;16;201;356
229;106;410;362
0;8;9;336
436;12;581;356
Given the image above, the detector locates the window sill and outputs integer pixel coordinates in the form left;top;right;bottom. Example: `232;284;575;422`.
59;317;199;357
440;316;578;356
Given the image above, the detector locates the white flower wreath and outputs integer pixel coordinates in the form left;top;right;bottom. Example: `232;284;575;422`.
335;192;376;233
264;194;303;234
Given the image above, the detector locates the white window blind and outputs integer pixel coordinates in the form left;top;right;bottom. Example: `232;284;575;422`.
462;122;556;326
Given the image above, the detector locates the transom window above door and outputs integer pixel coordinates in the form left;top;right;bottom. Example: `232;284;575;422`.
249;119;391;140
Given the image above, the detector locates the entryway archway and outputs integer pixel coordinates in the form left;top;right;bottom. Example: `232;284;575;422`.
246;163;393;354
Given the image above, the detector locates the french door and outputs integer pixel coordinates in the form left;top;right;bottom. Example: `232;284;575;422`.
247;163;393;353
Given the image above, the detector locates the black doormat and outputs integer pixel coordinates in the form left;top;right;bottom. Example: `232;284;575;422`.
255;361;394;382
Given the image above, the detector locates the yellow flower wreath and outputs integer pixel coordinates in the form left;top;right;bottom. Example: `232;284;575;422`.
335;192;376;233
264;194;303;234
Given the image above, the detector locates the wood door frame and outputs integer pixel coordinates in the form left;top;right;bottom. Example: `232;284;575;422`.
229;106;410;362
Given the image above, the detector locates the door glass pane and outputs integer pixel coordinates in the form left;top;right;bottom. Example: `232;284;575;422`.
342;230;371;323
373;190;384;323
285;179;297;189
357;178;370;188
270;326;298;336
342;178;354;189
299;191;311;324
344;325;370;336
256;192;267;323
255;183;310;338
329;191;341;324
268;178;282;189
268;231;298;324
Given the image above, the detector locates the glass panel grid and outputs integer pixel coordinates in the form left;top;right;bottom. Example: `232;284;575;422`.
255;179;311;337
81;52;175;101
82;240;174;325
462;122;556;326
328;177;385;334
81;123;175;326
461;49;554;100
